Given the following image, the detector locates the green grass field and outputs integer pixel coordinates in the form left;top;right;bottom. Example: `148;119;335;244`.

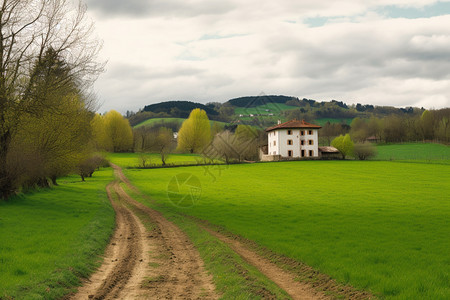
121;161;450;299
134;117;227;129
375;143;450;161
0;169;115;299
107;152;212;168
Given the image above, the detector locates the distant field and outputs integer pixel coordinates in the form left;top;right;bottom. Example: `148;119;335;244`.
234;103;296;121
375;143;450;161
107;152;210;168
134;117;227;129
123;161;450;299
0;169;115;299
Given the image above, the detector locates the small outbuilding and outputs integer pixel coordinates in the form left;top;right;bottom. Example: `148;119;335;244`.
318;146;340;159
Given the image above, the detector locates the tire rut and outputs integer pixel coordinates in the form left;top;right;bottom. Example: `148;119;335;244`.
112;167;217;299
71;182;147;300
72;166;218;299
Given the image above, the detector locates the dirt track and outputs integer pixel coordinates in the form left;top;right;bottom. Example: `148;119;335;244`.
72;165;368;299
71;166;217;299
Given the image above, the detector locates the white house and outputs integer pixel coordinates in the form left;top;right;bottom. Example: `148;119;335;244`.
265;119;322;159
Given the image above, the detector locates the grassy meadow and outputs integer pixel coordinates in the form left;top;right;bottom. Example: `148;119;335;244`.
375;143;450;161
116;160;450;299
107;152;212;168
0;169;115;299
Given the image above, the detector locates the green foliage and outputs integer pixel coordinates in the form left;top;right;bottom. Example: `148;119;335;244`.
331;134;354;159
123;161;450;299
143;101;219;119
103;110;134;152
0;169;115;299
177;109;211;153
4;49;95;192
0;1;103;199
353;143;377;160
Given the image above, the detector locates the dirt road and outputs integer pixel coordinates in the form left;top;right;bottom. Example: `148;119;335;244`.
71;167;217;299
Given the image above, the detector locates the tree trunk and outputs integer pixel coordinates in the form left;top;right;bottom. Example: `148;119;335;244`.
37;177;49;188
161;152;166;166
51;175;58;186
0;130;14;200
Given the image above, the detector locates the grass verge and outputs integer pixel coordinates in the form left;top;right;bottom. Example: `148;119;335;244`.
0;169;115;299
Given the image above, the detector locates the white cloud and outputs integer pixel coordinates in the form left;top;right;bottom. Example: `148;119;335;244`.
86;1;450;113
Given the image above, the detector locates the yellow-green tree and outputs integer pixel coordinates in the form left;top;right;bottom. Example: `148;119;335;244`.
104;110;134;152
331;134;354;159
177;109;211;153
0;1;104;199
91;113;113;151
9;93;93;187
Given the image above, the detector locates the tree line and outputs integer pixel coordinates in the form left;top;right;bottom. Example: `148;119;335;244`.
0;0;104;199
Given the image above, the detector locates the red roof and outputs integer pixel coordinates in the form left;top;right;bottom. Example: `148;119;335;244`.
266;119;322;132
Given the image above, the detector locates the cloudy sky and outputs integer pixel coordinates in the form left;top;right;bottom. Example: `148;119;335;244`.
85;0;450;113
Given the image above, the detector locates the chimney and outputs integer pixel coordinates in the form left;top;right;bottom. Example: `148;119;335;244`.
277;119;281;125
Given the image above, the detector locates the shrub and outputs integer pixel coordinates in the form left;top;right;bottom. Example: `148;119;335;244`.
353;143;377;160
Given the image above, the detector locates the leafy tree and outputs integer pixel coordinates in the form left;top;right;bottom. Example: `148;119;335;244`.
153;127;175;165
91;113;113;151
211;121;225;137
321;122;348;145
0;0;103;199
350;117;369;142
177;109;211;153
383;115;406;143
211;131;240;164
104;110;134;152
6;49;94;188
420;110;435;140
332;134;354;159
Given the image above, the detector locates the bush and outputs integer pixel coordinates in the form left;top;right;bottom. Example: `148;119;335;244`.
353;143;377;160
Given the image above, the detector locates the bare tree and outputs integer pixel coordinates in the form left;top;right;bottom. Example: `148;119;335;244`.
0;0;104;199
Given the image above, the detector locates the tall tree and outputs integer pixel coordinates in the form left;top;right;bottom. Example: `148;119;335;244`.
153;127;175;165
91;113;112;151
177;108;211;153
104;110;134;152
0;0;103;199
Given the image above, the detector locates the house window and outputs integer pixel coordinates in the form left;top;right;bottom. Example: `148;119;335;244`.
288;150;293;157
300;140;305;146
273;140;276;146
308;140;313;145
287;139;293;145
301;150;305;157
309;150;314;157
300;130;305;136
287;129;292;135
308;130;313;135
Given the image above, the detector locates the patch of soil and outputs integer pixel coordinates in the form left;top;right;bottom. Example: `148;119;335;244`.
71;166;218;299
112;168;217;299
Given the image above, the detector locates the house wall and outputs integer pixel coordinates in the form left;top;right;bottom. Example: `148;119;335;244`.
267;130;279;155
268;129;319;158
